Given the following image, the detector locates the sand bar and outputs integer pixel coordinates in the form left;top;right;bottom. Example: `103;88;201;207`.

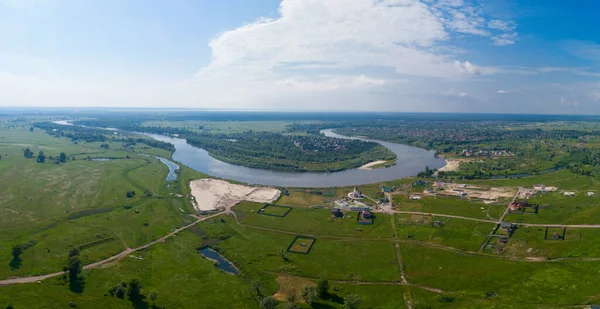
358;160;387;170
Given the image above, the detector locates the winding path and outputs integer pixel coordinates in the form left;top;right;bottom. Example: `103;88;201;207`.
0;211;224;286
5;198;600;287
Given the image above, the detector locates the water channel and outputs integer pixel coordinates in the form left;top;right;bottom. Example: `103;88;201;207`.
53;120;445;187
145;129;445;187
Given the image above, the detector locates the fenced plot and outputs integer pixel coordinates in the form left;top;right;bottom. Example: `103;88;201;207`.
545;227;567;240
257;204;293;217
356;211;375;225
287;236;316;254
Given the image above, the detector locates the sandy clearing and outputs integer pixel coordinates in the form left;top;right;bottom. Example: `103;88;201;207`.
190;179;280;212
358;160;387;170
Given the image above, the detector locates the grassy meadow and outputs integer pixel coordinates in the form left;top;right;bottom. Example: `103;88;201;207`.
4;118;600;308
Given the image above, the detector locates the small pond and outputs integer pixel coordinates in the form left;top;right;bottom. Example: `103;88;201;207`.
199;247;239;275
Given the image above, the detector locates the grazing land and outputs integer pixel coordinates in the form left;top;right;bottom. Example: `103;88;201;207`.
5;112;600;308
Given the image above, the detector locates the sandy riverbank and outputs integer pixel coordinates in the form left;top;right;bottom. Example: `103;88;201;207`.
189;179;280;211
358;160;387;170
438;159;461;172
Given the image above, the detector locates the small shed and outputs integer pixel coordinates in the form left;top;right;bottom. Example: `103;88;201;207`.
362;210;373;219
331;208;344;218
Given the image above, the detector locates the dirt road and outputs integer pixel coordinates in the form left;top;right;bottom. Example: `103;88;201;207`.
0;211;224;286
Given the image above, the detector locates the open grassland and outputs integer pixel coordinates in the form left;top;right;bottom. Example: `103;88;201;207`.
0;231;259;309
6;119;600;308
0;126;196;279
505;191;600;224
402;243;600;308
506;226;600;258
199;218;401;282
234;201;394;238
396;214;495;251
393;194;496;220
464;170;597;189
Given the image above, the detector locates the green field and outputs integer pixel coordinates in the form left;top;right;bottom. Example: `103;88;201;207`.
234;201;394;238
393;194;496;220
5;117;600;308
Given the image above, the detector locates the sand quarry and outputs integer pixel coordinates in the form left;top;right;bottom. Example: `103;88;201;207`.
189;179;280;211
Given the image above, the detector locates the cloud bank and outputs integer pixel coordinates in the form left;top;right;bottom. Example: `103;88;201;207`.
1;0;599;113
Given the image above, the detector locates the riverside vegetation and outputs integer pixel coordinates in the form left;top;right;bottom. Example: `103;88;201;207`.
3;111;600;308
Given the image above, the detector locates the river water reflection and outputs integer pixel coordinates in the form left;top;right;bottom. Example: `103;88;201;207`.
145;129;444;187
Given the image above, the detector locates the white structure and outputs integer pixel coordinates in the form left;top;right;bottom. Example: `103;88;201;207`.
587;192;595;196
563;191;576;197
409;195;422;200
348;187;364;199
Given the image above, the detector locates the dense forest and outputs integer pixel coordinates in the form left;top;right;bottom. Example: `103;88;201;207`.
186;132;396;172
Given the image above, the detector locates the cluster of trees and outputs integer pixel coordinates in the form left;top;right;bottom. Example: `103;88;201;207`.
108;279;157;305
254;277;361;309
33;122;175;152
33;122;108;143
23;148;68;164
186;132;395;172
9;240;37;269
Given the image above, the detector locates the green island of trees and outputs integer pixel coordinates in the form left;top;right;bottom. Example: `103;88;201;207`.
186;131;396;172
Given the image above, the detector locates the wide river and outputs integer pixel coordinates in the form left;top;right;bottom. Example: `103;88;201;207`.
146;129;444;187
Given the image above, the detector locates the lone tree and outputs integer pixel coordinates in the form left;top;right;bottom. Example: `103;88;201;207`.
67;254;82;281
259;296;278;309
281;302;297;309
11;245;22;260
317;277;329;298
148;291;158;306
69;247;80;258
127;279;142;300
343;294;362;309
300;285;317;305
36;151;46;163
23;148;33;158
59;152;67;163
251;280;262;297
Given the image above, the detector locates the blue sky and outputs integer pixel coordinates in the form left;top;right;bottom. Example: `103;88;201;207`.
1;0;600;113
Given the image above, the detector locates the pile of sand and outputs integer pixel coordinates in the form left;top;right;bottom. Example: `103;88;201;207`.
189;179;280;212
